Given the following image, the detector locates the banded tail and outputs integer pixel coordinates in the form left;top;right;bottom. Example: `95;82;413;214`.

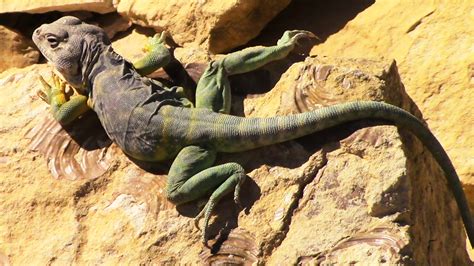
163;100;474;246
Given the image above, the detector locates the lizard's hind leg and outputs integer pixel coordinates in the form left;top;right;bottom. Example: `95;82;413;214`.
186;30;315;244
217;30;315;75
195;30;315;114
166;145;246;245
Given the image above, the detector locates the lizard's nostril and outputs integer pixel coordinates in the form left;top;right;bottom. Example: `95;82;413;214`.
34;28;41;36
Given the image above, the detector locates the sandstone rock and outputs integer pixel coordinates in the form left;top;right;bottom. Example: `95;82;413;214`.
114;0;291;53
112;27;162;64
0;251;10;266
0;54;470;264
111;26;210;86
112;26;213;61
0;26;39;73
111;25;216;69
0;0;115;14
310;1;474;203
94;13;133;40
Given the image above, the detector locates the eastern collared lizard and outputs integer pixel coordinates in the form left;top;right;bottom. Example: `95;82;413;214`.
32;16;474;247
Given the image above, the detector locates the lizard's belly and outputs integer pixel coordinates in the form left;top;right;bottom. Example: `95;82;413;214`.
100;106;182;162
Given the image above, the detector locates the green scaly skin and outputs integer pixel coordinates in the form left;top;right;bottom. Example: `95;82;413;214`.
32;16;474;247
133;31;171;76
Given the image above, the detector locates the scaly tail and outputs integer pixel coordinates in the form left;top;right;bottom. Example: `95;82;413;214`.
198;101;474;246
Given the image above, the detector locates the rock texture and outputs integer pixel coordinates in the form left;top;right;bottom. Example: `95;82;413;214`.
0;0;115;14
115;0;291;53
0;55;470;264
0;0;291;55
310;1;474;204
0;26;39;73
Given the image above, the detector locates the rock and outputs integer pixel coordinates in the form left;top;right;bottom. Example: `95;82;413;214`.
112;27;161;64
0;252;10;266
0;26;39;73
93;13;133;40
0;54;470;264
310;1;474;203
114;0;291;53
0;0;115;14
0;13;130;61
111;26;210;85
111;25;214;64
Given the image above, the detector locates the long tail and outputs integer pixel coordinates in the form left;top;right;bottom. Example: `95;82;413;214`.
167;100;474;246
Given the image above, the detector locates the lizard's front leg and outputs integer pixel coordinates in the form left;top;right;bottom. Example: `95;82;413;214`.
37;72;90;125
166;145;245;245
133;31;171;76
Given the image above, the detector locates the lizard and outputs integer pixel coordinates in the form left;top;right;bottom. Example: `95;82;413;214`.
32;16;474;247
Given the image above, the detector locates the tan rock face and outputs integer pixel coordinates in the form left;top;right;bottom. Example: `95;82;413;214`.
0;55;470;264
0;0;115;14
0;26;39;73
115;0;291;53
310;1;474;200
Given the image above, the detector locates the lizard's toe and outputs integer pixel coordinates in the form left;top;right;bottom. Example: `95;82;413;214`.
234;183;243;209
36;88;48;103
233;172;246;209
277;30;317;47
37;75;52;104
194;209;204;231
202;235;210;248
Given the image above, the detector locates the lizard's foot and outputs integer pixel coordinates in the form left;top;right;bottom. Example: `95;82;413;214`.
277;30;317;48
143;31;168;52
194;176;245;247
194;174;244;230
37;72;68;104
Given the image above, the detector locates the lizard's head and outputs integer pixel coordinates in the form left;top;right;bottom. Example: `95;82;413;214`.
32;16;110;88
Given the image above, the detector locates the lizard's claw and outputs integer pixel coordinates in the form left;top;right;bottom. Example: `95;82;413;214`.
52;71;66;94
193;200;216;247
36;89;48;103
194;207;205;231
158;31;168;43
193;198;208;231
234;176;245;210
277;30;318;47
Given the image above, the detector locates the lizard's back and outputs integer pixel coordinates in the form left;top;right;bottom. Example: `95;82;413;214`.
89;48;185;161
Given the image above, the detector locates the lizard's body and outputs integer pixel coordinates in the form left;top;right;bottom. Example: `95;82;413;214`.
33;16;474;247
85;47;186;161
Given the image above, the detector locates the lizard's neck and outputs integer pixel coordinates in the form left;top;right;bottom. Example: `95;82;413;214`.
84;44;135;91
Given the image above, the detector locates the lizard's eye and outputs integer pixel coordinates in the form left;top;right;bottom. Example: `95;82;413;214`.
46;35;59;48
